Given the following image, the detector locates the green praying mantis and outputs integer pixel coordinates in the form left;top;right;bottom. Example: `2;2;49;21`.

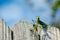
32;16;48;33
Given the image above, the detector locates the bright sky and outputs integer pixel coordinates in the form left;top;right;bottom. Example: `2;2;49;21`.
0;0;57;27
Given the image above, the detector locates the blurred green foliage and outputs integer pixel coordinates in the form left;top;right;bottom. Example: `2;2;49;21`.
52;0;60;30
